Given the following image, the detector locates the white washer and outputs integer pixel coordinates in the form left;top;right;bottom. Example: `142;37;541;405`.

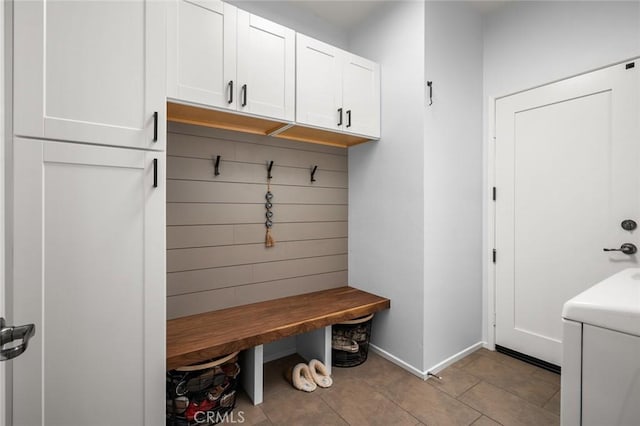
562;268;640;426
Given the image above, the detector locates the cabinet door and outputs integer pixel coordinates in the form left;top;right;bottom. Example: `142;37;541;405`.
582;325;640;426
12;139;166;426
167;0;237;109
237;10;295;121
296;34;344;131
343;54;381;138
14;1;166;150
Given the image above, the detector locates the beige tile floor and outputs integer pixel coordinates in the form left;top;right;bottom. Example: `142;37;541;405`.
231;348;561;426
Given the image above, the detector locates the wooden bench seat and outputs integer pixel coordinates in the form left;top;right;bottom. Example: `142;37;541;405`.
166;286;390;370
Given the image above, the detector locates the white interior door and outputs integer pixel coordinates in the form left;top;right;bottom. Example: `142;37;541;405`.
495;59;640;365
167;0;237;109
12;139;165;426
237;10;294;121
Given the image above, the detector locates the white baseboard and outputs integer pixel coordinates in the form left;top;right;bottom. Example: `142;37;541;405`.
263;346;297;363
263;339;488;379
369;341;485;380
483;341;495;351
369;343;426;379
425;341;485;376
263;336;297;363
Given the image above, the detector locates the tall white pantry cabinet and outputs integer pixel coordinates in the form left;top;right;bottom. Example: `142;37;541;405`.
10;1;166;425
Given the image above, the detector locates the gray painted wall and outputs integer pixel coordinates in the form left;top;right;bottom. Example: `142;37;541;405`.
348;1;426;372
163;0;640;375
423;1;484;370
481;0;640;342
484;1;640;100
166;123;348;319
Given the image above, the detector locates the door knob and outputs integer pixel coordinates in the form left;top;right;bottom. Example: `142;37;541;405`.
621;219;637;231
0;317;35;361
603;243;638;255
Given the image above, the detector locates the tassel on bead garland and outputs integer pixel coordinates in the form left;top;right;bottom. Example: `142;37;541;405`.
265;180;275;248
265;227;275;248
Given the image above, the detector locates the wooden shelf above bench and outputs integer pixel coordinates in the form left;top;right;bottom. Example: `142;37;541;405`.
167;101;288;136
166;286;390;370
273;124;371;148
166;101;376;149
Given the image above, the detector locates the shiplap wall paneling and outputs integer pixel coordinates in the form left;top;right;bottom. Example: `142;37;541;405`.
167;123;348;319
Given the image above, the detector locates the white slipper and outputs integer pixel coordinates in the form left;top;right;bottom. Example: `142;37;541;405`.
308;359;333;388
286;363;317;392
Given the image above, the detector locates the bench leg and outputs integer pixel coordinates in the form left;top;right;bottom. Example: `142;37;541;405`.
241;345;263;406
296;326;332;375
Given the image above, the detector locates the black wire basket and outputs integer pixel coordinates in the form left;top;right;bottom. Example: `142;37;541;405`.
332;314;374;367
166;352;241;426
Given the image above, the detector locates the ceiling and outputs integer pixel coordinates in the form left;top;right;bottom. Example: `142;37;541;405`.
282;0;509;31
289;0;388;30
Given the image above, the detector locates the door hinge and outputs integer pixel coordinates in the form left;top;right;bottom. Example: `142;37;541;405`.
492;249;496;263
626;62;635;70
492;312;496;327
492;187;496;201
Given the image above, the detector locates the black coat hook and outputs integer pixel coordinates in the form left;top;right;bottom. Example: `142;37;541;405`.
310;165;318;182
267;160;274;180
427;81;433;106
214;155;221;176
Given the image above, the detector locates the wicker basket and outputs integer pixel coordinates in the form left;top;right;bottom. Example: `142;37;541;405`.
332;314;374;367
166;352;240;425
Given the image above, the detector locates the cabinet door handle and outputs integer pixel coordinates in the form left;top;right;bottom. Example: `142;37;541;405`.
338;108;343;126
227;81;233;104
153;158;158;188
346;110;352;128
241;84;247;107
153;112;158;142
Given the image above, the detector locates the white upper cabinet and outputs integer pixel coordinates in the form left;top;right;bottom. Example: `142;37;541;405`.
343;54;381;138
13;0;166;150
296;34;380;138
237;10;295;121
296;34;343;131
167;0;237;109
168;3;295;122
